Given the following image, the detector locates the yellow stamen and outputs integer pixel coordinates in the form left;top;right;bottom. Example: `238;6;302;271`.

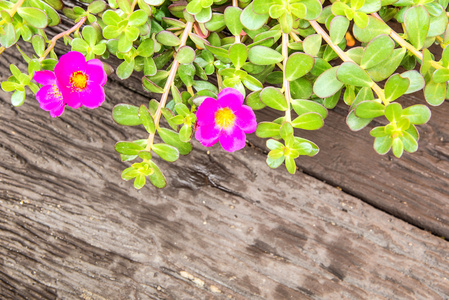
51;85;63;99
70;71;88;90
215;107;236;130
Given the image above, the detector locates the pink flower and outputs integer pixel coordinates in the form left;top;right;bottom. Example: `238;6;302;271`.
33;51;107;117
195;88;257;152
55;51;107;109
33;70;65;117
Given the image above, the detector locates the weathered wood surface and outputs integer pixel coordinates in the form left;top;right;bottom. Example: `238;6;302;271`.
2;46;449;299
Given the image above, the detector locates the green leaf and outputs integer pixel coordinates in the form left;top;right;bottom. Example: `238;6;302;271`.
158;127;193;155
195;6;212;23
401;131;418;153
133;174;146;189
346;110;372;131
303;34;322;57
240;3;269;31
402;104;431;124
424;80;446;106
259;87;288;111
285;53;314;82
313;66;343;98
285;156;296;174
113;104;141;126
266;155;285;169
242;75;263;91
353;11;369;28
401;70;425;94
121;166;140;180
229;43;247;69
337;62;373;87
392;137;404;158
88;0;106;14
246;90;266;110
353;16;390;43
290;77;313;99
128;10;148;26
291;99;328;119
302;0;323;20
267;139;284;150
142;77;164;94
116;59;135;80
205;13;226;32
256;122;281;138
292;112;324;130
176;46;196;64
355;100;385;118
280;122;294;140
329;16;350;44
148;161;166;188
0;23;16;48
179;125;193;142
156;31;181;46
385;102;402;122
115;141;144;155
374;135;393;155
248;46;283;65
102;10;122;26
360;35;394;69
224;6;243;36
404;5;430;50
152;144;180;162
320;92;339;110
17;7;48;29
11;90;25;107
385;74;410;102
30;35;45;59
117;0;131;14
432;68;449;83
366;48;406;81
139;105;155;133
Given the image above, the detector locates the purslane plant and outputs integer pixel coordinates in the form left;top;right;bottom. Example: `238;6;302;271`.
0;0;446;188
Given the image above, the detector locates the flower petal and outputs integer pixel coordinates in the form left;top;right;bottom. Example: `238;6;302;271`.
49;103;65;118
196;97;219;125
78;83;105;109
62;88;83;109
235;105;257;133
219;125;246;152
195;124;220;147
33;71;56;85
217;87;244;111
54;51;86;88
86;59;107;86
36;85;64;110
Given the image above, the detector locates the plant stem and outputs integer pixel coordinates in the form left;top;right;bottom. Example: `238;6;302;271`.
145;21;193;151
289;32;302;42
371;12;442;70
309;20;388;105
0;0;25;26
39;17;87;61
282;32;292;122
0;46;5;55
233;0;240;43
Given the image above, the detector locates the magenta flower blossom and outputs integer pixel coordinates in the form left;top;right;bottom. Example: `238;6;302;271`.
55;51;107;109
195;88;257;152
33;70;65;117
33;51;107;117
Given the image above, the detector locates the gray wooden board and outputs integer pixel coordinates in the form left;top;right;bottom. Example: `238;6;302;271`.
1;50;449;299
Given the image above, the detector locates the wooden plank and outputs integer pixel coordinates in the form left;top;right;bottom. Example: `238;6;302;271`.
1;49;449;299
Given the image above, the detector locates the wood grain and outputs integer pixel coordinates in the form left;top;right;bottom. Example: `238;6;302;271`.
1;47;449;299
